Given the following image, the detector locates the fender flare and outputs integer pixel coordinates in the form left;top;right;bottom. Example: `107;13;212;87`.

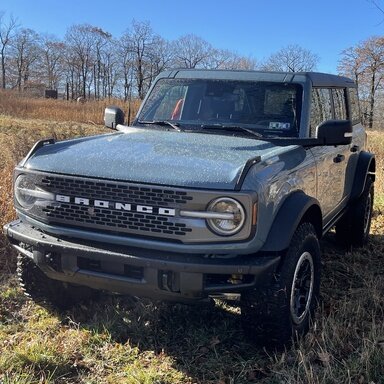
350;151;376;201
260;192;322;252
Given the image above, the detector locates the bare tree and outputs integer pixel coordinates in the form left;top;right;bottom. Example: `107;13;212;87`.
0;12;17;88
262;44;319;72
118;33;134;101
10;28;41;91
65;24;97;99
202;48;231;69
368;0;384;16
91;27;112;99
359;37;384;128
338;46;365;86
339;36;384;129
233;56;258;70
146;36;173;90
173;34;213;69
204;48;257;70
100;40;119;99
39;36;66;89
121;20;164;100
63;45;78;100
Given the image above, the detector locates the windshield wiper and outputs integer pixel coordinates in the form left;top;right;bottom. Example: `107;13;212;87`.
138;120;182;132
199;123;264;139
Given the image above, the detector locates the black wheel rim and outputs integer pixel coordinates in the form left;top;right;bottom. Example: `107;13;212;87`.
290;252;314;325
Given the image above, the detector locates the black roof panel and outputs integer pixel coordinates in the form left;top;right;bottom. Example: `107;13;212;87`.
159;69;355;88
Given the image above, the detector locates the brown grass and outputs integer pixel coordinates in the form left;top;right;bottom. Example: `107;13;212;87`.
0;89;140;125
367;130;384;204
0;91;139;270
0;112;110;272
0;93;383;383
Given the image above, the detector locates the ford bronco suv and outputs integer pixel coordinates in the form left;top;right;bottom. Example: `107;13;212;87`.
4;69;375;345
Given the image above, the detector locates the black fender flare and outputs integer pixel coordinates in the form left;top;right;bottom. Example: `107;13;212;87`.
260;192;322;252
350;151;376;201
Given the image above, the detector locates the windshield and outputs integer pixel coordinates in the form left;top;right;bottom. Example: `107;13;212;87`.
137;78;303;138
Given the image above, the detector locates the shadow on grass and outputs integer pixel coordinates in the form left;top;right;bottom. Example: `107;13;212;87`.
1;231;383;383
63;294;271;382
54;232;384;382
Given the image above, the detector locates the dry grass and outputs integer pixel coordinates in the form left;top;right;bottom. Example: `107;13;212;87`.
367;130;384;206
0;114;109;272
0;94;383;383
0;89;140;125
0;244;383;383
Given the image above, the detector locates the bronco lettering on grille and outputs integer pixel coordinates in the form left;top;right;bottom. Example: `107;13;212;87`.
55;194;176;216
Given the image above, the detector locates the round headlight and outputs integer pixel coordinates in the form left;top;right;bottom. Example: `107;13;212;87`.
207;197;245;236
14;174;54;209
15;174;38;209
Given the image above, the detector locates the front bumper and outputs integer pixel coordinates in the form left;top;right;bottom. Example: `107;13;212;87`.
4;219;280;302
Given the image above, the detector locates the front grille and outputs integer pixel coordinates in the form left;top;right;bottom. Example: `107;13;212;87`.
41;176;193;206
37;175;194;239
42;203;191;236
16;170;253;244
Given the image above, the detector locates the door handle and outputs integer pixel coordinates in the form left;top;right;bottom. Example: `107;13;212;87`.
333;154;345;163
350;145;359;153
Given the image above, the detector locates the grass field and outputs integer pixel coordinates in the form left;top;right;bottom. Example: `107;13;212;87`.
0;95;383;383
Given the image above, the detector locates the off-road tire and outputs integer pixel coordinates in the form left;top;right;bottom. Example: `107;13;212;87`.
17;253;96;310
336;177;374;247
241;223;321;347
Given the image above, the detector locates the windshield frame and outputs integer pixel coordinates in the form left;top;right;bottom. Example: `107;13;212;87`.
134;78;303;139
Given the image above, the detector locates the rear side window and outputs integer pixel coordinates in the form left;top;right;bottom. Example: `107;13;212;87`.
332;88;347;120
310;87;349;137
348;87;361;124
310;88;332;136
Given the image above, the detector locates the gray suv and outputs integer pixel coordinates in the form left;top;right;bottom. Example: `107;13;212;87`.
4;69;375;346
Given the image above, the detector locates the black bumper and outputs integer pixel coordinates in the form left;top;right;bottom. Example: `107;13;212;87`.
4;220;280;301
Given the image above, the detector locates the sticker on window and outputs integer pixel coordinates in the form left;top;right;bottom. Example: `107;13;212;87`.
269;122;291;130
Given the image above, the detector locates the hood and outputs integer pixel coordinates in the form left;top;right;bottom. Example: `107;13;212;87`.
24;127;287;190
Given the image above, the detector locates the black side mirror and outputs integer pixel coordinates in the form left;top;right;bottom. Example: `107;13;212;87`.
317;120;352;145
104;106;125;129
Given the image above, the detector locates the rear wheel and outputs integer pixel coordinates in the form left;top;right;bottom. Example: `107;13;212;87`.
336;177;374;247
241;223;321;347
17;253;96;310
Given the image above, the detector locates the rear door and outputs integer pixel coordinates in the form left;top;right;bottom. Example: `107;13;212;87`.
309;87;351;223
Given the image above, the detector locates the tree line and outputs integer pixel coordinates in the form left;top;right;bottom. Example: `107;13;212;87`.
0;12;320;101
2;10;384;129
338;36;384;129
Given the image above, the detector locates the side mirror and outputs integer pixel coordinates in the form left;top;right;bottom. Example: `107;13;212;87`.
104;106;125;129
317;120;352;146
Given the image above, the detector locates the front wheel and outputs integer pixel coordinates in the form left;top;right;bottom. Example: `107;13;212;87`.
241;223;321;347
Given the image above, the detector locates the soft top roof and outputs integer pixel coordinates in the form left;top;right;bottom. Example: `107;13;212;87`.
158;69;356;88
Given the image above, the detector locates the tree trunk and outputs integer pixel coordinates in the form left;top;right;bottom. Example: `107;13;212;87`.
1;48;6;89
369;70;375;129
